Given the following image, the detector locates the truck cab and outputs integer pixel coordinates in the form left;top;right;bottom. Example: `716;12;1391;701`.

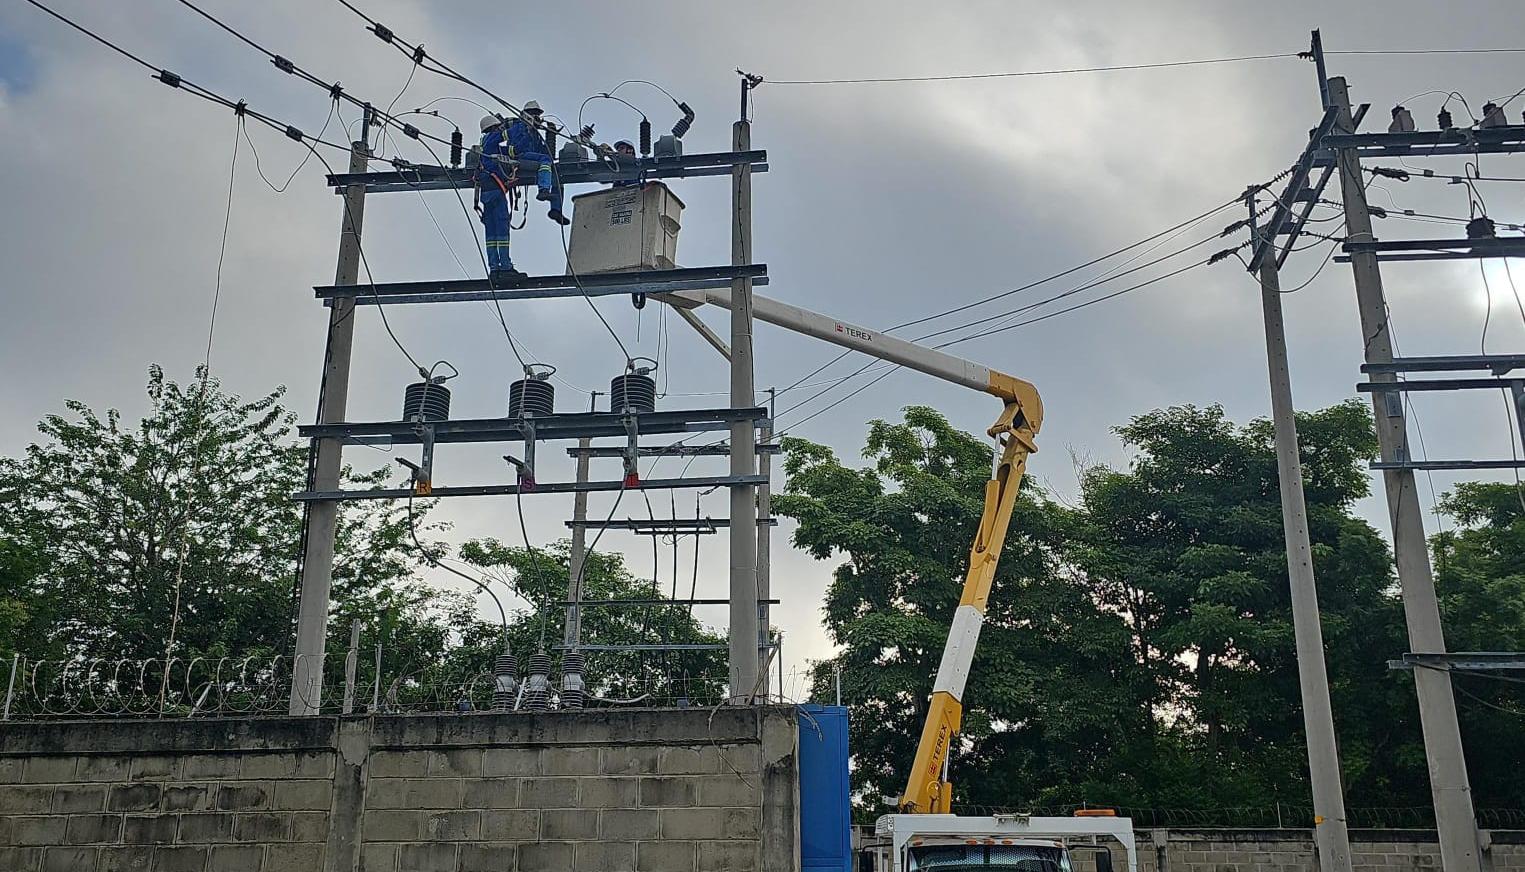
867;814;1136;872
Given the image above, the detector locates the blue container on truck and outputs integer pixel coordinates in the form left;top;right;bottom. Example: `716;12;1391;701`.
798;705;852;872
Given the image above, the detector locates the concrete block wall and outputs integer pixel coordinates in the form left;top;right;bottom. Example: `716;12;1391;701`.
0;707;800;872
1061;827;1525;872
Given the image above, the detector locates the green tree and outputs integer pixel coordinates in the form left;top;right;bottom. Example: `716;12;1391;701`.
0;366;454;670
777;402;1438;819
446;539;728;706
1430;482;1525;809
774;406;1146;813
1069;402;1421;809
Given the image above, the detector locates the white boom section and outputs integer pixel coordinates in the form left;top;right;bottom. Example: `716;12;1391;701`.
661;287;1001;397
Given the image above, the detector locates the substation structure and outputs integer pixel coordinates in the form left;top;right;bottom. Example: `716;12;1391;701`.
1243;32;1525;872
287;105;778;715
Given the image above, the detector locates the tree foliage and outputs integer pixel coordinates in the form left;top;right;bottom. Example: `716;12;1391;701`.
451;539;728;705
0;366;458;667
779;401;1525;818
1431;482;1525;808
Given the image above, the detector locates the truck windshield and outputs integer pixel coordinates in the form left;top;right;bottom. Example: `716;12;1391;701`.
908;844;1070;871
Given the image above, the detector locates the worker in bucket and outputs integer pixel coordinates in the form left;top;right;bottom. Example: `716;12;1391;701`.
476;114;524;285
507;100;571;227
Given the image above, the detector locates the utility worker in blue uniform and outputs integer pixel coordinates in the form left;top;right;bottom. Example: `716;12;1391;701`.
507;100;571;227
476;113;523;285
611;140;637;188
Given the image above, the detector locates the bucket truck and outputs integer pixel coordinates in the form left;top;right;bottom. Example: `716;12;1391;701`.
660;287;1136;872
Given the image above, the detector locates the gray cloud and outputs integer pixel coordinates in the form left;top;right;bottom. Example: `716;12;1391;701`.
4;0;1524;682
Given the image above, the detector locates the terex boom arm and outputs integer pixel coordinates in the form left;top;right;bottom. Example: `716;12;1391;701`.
662;288;1043;814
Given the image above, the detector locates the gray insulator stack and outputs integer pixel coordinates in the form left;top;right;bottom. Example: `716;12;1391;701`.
610;371;656;413
491;653;518;711
559;650;586;710
403;382;451;422
522;653;552;712
509;377;555;417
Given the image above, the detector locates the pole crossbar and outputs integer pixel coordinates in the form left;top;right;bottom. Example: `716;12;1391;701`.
299;407;768;445
1357;377;1525;393
1363;355;1525;374
564;518;778;530
293;474;768;502
314;265;769;303
325;150;769;192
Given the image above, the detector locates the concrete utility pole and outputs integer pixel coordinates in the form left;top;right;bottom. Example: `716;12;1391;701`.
1330;76;1482;872
1251;204;1353;872
728;105;761;704
290;108;372;716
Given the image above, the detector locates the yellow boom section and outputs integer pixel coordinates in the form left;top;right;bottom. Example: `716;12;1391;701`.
898;380;1040;815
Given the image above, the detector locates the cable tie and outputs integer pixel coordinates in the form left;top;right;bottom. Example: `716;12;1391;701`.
272;55;295;75
403;123;420;139
370;23;394;43
155;70;182;89
284;125;304;143
412;44;427;64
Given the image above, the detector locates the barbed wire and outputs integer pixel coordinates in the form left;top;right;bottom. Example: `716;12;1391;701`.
0;650;738;719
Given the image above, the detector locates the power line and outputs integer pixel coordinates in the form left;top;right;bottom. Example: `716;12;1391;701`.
911;232;1225;344
25;0;429;373
765;192;1252;408
937;255;1223;350
165;0;548;373
169;0;469;162
1327;47;1525;56
25;0;353;153
765;46;1525;87
766;52;1301;85
887;198;1244;334
321;0;637;362
771;248;1232;435
331;0;527;123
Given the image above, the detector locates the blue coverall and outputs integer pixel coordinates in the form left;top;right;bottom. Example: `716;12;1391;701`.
507;118;562;212
477;127;515;272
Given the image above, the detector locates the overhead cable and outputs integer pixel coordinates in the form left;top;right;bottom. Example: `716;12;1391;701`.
25;0;428;372
26;0;353;154
327;0;637;362
766;52;1301;85
169;0;547;373
765;46;1525;87
171;0;483;164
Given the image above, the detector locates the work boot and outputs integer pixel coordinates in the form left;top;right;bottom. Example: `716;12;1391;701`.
536;188;554;202
547;209;571;226
490;267;526;287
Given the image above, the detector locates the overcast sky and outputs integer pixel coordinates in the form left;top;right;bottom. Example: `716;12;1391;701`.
3;0;1524;694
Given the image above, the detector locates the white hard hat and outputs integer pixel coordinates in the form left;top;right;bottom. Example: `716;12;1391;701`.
523;100;543;114
480;114;499;132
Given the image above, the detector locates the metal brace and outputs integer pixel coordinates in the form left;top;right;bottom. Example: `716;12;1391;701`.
395;422;437;494
517;419;538;491
622;411;640;487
